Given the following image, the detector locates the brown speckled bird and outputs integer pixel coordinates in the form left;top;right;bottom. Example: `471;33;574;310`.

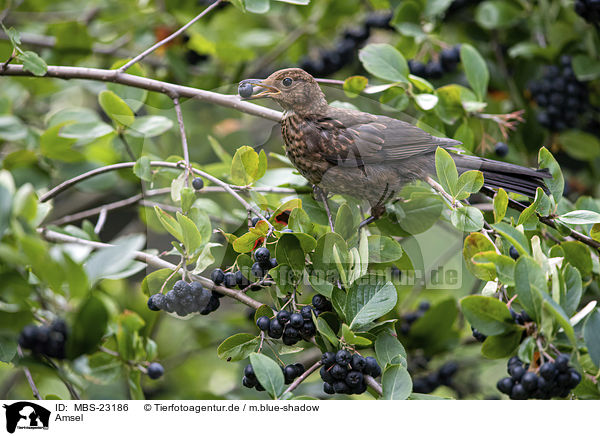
240;68;550;225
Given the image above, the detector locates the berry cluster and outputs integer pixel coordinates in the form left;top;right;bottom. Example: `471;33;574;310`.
299;12;392;77
412;362;458;394
575;0;600;24
497;355;582;399
399;301;430;335
408;45;461;80
210;247;277;294
147;362;164;380
319;350;381;395
528;56;589;132
255;294;328;345
18;320;68;359
242;362;305;391
147;280;215;317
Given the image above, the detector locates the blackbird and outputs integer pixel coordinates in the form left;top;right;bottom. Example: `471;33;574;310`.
239;68;551;225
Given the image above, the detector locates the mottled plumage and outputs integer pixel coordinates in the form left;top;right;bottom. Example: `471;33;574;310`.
240;68;550;209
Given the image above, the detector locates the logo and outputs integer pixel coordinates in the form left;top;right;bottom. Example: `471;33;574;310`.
2;402;50;434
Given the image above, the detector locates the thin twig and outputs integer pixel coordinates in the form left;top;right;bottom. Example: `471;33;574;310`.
40;229;264;309
94;208;107;234
282;360;321;396
117;0;222;73
173;96;191;187
17;345;42;400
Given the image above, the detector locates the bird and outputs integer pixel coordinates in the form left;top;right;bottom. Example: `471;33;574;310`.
239;68;551;227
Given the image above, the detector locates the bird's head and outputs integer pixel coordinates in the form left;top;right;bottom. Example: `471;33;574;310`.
239;68;327;114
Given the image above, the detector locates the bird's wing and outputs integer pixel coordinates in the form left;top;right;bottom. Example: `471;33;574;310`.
320;107;461;167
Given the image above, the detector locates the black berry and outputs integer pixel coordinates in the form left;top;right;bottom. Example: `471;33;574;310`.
147;362;164;380
192;177;204;190
290;313;304;328
256;316;270;331
211;268;225;285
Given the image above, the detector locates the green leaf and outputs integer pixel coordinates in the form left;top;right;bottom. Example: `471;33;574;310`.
558;210;600;225
217;334;259;362
345;278;397;331
383;194;443;235
475;0;523;29
367;235;403;263
334;203;356;241
382;364;412;400
451;206;484;232
454;170;484;200
128;370;145;400
472;251;515;286
180;187;195;214
59;121;114;140
481;330;522;359
562;265;582;317
40;123;82;162
463;232;497;281
538;147;564;203
275;233;306;280
127;116;173;137
176;212;202;254
559;130;600;161
249;353;285;398
154;206;183;241
591;224;600;242
514;257;547;322
561;241;593;276
572;54;600;81
231;145;265;185
141;268;179;297
133;156;152;182
375;330;407;368
460;295;516;335
0;335;18;363
67;295;109;358
245;0;270;13
0;115;27;141
517;188;544;226
583;309;600;368
414;93;439;111
492;222;531;256
98;90;135;127
342;324;372;346
542;294;575;346
316;316;339;346
435;147;458;194
254;305;274;324
85;234;145;283
358;43;409;83
460;44;489;101
343;75;368;97
493;188;508;223
18;51;48;76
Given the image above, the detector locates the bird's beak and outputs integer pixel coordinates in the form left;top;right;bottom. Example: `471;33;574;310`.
239;79;280;100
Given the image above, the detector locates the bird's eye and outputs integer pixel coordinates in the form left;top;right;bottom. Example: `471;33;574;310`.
282;77;293;87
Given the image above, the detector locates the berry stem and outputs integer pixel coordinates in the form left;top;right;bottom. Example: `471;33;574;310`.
16;345;42;400
282;360;321;396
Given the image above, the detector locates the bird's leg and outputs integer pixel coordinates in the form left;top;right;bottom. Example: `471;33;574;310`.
358;185;393;232
313;185;334;232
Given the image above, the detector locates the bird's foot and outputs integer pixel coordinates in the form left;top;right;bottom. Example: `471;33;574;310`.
358;204;386;232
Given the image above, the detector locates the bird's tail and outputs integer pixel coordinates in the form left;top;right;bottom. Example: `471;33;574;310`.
452;154;551;198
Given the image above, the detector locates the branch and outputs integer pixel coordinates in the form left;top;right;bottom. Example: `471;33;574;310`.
117;0;222;72
282;360;321;396
39;161;267;225
40;229;264;309
0;64;283;122
365;375;383;396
